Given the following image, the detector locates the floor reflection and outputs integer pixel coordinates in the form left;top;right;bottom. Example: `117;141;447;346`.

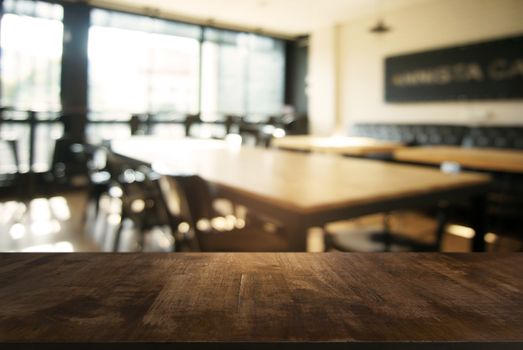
1;191;522;252
0;192;98;252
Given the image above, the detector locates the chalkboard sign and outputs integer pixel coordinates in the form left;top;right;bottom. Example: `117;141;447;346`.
385;34;523;102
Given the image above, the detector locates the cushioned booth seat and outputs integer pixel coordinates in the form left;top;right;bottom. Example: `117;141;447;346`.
348;123;523;250
349;124;468;146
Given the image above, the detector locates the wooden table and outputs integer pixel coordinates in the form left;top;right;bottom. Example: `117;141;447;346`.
395;146;523;174
272;135;404;156
112;137;491;251
1;253;522;349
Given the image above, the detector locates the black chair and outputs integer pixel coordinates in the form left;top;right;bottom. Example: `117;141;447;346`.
103;150;167;251
184;113;202;137
3;139;19;172
75;144;111;223
224;114;242;135
0;109;21;195
42;135;90;192
0;139;21;198
158;174;289;252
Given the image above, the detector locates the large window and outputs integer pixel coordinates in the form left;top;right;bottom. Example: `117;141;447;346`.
88;9;201;117
201;29;285;121
0;5;288;148
1;0;63;111
88;9;286;124
0;0;64;173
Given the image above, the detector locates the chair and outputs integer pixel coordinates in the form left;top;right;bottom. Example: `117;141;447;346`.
43;135;89;191
158;174;289;252
75;144;111;223
1;107;20;189
184;113;202;137
103;150;168;251
0;138;19;173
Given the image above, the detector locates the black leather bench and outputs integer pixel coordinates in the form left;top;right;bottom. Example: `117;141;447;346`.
349;123;523;247
349;123;523;149
350;123;467;146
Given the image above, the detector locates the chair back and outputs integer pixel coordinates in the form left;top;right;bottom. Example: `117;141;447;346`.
170;175;215;227
104;149;127;182
157;174;215;251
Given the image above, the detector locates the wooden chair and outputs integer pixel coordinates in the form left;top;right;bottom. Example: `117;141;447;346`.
157;174;289;252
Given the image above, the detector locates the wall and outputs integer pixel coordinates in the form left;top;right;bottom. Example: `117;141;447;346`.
308;26;338;135
323;0;523;131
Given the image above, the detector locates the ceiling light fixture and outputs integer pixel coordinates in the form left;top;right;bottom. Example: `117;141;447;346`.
369;0;391;34
370;19;391;34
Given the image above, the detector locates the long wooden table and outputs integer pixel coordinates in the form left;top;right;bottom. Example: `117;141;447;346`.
112;137;491;251
395;146;523;174
1;253;522;349
272;135;404;156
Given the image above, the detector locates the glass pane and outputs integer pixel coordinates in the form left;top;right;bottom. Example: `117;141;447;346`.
0;12;63;111
148;33;200;113
88;10;200;119
0;140;17;173
85;124;131;144
149;123;185;138
201;42;247;119
201;28;286;121
34;123;64;173
4;0;63;20
91;8;201;39
88;26;149;115
247;49;285;117
0;1;64;174
0;123;30;173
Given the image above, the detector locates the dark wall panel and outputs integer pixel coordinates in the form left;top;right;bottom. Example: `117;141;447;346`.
385;34;523;102
285;36;309;116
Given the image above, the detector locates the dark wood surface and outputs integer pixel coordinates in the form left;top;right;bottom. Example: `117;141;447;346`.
1;253;522;349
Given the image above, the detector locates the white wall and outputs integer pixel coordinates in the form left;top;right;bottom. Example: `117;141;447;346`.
307;26;338;135
314;0;523;131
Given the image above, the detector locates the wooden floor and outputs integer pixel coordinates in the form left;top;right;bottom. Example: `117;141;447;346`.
1;190;522;252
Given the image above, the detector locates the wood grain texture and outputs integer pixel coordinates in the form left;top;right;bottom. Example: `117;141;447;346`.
111;137;490;214
1;253;522;348
272;135;404;156
394;146;523;174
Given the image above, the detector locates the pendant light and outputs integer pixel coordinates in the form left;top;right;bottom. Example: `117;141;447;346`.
370;0;392;34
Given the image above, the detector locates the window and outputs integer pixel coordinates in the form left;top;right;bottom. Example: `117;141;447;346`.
0;0;64;173
201;28;285;121
1;0;63;111
88;9;201;118
87;10;286;125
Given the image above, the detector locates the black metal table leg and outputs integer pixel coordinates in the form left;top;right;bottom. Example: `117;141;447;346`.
471;194;487;252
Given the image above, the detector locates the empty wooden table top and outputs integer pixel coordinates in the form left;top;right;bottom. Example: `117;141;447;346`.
1;253;522;349
112;137;489;214
272;135;404;156
395;146;523;174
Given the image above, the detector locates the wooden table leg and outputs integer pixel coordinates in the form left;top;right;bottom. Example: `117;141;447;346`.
284;219;309;252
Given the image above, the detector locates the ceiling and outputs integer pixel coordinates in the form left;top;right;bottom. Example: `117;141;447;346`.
91;0;432;37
